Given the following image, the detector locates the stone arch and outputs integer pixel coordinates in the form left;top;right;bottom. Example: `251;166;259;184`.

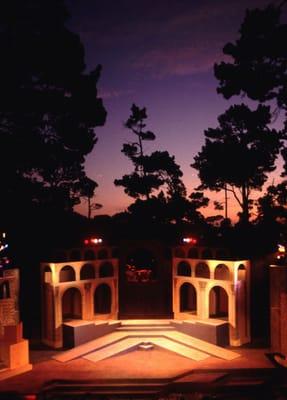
188;248;199;259
59;265;76;282
237;264;246;280
209;286;228;319
214;264;230;280
177;261;192;277
84;249;96;260
0;281;10;299
44;265;52;284
94;284;112;314
80;263;95;280
180;283;197;313
99;262;114;278
98;249;108;260
70;249;81;261
61;287;82;321
201;248;213;259
195;262;210;278
174;247;185;258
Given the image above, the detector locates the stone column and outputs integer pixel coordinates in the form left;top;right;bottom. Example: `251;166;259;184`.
198;281;208;319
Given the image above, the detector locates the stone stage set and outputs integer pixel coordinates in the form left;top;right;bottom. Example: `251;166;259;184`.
41;240;250;364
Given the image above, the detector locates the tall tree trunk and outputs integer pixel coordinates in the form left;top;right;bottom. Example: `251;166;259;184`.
241;184;249;225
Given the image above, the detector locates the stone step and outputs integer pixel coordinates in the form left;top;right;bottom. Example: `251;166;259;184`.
54;329;239;363
151;338;209;361
84;338;140;363
84;336;209;363
164;331;240;361
119;319;172;327
117;326;175;331
118;330;238;361
42;382;163;396
53;331;125;363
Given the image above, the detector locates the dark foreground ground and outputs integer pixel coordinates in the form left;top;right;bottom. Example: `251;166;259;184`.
0;345;287;399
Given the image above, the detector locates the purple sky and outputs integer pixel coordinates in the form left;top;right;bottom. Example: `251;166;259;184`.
66;0;285;220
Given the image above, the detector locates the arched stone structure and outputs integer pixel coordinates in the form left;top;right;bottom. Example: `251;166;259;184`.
195;262;210;278
41;256;119;348
177;261;192;277
237;264;246;280
180;283;197;314
44;265;52;284
80;263;95;280
209;286;228;319
214;264;230;280
94;284;112;314
172;256;250;346
99;262;114;278
61;287;82;321
59;265;76;282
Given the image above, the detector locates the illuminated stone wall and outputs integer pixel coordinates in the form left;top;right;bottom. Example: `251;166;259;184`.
0;269;20;336
41;247;119;348
172;251;250;347
0;268;31;375
270;265;287;356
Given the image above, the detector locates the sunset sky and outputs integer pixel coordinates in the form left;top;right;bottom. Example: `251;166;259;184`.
67;0;286;220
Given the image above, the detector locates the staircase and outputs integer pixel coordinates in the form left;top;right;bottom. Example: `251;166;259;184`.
53;319;240;364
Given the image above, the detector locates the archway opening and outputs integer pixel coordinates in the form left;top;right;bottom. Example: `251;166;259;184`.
195;262;210;278
44;265;52;284
62;288;82;321
180;283;197;314
99;262;114;277
214;264;230;280
80;263;95;280
59;265;75;282
177;261;191;277
209;286;228;319
94;284;111;314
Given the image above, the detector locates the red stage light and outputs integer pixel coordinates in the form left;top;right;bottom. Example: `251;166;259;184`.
183;237;197;244
84;239;89;245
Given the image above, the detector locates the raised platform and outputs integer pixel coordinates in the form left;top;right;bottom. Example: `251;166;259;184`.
54;319;239;364
172;318;229;346
62;320;121;348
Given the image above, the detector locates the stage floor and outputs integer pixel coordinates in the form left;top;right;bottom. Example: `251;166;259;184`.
0;345;276;396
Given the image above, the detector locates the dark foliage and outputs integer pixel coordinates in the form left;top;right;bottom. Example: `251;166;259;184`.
0;0;106;213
